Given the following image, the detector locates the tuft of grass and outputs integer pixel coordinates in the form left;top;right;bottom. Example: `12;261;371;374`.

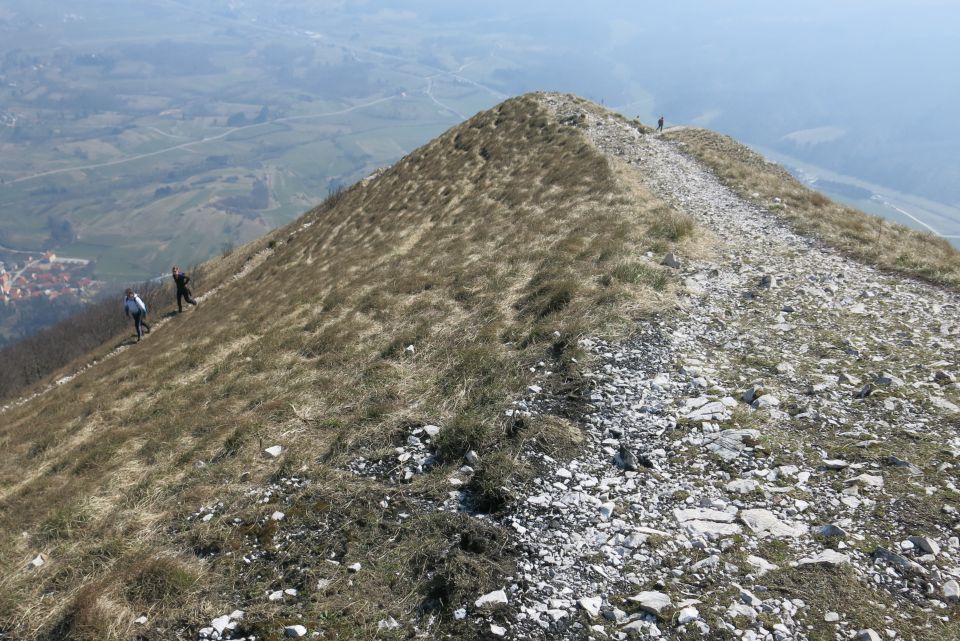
466;450;528;513
610;261;670;291
647;208;696;241
517;267;580;319
126;557;199;605
36;501;91;544
434;414;497;462
47;584;120;641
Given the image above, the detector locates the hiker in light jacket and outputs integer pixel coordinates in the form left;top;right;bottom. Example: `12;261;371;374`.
124;288;151;342
172;265;198;313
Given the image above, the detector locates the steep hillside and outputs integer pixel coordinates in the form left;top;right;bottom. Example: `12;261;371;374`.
2;93;959;641
0;94;700;640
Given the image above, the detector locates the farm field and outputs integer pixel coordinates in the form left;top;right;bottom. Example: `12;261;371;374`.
0;0;509;283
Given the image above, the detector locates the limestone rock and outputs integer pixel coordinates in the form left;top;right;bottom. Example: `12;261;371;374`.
703;429;760;461
752;395;780;410
475;589;508;608
823;459;849;470
746;555;779;575
943;579;959;603
797;550;850;567
934;371;956;384
264;445;283;458
686;400;730;421
877;373;904;387
908;536;940;555
743;385;763;404
740;509;805;538
578;596;602;618
871;548;925;575
845;473;883;489
726;479;759;494
814;524;848;539
930;396;960;413
678;606;699;624
378;617;399;630
628;590;672;616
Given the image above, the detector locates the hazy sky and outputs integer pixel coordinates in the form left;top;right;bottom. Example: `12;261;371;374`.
392;0;960;206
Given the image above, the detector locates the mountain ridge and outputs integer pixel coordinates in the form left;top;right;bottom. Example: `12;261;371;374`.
0;93;958;641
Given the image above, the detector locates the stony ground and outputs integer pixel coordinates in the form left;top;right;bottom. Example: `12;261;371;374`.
454;95;960;640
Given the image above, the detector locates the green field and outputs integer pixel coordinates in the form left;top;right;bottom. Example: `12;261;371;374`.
0;0;511;283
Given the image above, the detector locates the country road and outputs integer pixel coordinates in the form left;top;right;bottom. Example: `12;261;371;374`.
0;242;35;256
5;95;400;186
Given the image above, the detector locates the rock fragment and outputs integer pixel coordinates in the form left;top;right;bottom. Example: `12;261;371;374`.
740;509;805;538
475;589;508;608
578;596;602;618
943;579;959;603
662;253;681;269
797;550;850;567
627;591;672;616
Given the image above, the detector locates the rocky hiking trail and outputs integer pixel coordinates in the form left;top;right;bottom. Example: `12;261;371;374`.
466;96;960;640
166;99;959;641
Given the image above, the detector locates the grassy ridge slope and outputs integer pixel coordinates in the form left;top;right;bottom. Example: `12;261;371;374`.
666;128;960;288
0;94;702;640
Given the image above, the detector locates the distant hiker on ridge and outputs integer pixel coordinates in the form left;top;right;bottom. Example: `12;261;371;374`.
124;288;151;342
172;265;198;313
657;116;664;133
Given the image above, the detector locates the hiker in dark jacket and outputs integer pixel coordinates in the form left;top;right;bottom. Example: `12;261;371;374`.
124;288;151;342
172;265;198;313
657;115;664;133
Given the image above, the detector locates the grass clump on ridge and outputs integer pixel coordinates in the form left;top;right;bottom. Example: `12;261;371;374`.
0;93;701;639
666;127;960;288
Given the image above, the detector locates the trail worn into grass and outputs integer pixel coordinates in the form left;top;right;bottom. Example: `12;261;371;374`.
0;245;278;418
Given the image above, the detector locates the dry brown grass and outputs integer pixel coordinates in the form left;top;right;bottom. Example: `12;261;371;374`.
764;564;960;641
0;94;704;639
666;127;960;288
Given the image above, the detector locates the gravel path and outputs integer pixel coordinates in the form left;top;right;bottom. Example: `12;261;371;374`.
470;95;960;640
